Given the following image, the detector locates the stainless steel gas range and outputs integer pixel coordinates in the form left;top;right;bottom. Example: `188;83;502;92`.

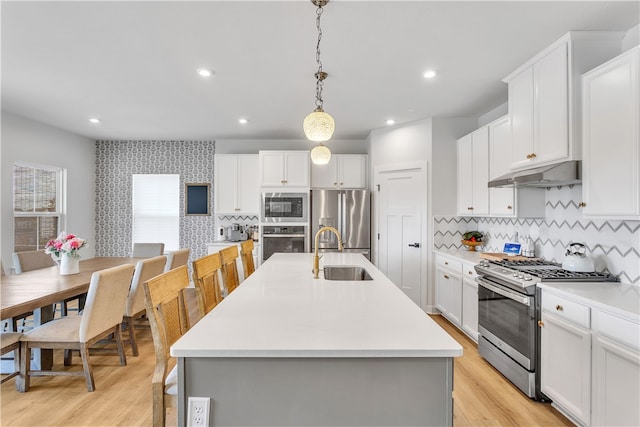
474;259;617;400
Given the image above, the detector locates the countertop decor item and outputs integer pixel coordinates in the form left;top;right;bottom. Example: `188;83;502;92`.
461;231;483;251
45;232;87;275
304;0;335;165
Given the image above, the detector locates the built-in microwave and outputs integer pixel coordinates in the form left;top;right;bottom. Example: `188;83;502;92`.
261;192;308;223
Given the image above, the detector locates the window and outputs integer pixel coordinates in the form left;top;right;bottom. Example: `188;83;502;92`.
132;174;180;252
13;163;63;253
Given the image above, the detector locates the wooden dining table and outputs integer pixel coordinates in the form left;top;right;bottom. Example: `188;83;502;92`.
1;257;142;369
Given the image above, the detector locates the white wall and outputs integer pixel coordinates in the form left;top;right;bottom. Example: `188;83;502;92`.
1;112;96;273
216;139;368;155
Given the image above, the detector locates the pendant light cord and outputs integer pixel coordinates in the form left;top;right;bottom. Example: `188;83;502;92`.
315;4;325;111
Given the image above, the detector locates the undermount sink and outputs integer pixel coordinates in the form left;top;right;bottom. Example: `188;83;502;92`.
323;266;373;281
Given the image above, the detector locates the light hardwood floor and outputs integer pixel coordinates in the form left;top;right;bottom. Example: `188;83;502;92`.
2;307;572;426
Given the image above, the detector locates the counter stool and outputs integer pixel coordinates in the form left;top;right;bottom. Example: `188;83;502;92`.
240;240;255;279
219;246;240;295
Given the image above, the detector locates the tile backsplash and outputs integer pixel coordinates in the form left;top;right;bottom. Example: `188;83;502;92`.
434;186;640;285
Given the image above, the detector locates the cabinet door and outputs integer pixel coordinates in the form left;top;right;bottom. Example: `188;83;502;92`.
237;155;259;214
283;152;310;187
489;116;516;216
471;127;489;215
592;335;640;427
582;47;639;218
457;134;474;216
510;67;535;169
260;152;286;187
339;155;367;189
216;155;239;213
434;267;449;315
461;276;478;342
540;312;591;425
311;156;338;188
534;42;569;164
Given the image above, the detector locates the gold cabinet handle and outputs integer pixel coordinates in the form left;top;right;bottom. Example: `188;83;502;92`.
468;271;473;275
234;208;240;211
444;274;450;279
538;320;544;327
526;153;537;159
334;182;338;186
578;202;586;208
467;207;474;210
444;261;449;265
507;205;513;210
555;304;563;311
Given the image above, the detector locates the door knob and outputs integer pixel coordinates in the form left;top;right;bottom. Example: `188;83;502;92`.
408;243;420;248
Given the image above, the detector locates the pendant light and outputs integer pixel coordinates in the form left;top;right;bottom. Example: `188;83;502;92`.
304;0;334;165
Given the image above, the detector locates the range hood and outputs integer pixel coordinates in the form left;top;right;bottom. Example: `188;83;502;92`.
488;160;582;188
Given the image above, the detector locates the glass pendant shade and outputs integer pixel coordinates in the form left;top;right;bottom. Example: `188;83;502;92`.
310;144;331;165
303;110;335;142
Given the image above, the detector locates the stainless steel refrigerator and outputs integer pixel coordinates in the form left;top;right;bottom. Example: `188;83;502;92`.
311;189;371;259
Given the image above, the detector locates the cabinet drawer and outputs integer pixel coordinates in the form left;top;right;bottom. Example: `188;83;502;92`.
462;261;478;278
542;292;590;329
435;255;462;272
597;310;640;350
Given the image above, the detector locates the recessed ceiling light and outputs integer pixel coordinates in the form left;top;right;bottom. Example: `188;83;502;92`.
423;70;437;79
197;68;213;77
238;118;248;124
386;119;395;126
89;118;100;124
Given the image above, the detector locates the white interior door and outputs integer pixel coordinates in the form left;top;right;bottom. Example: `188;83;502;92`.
376;167;424;306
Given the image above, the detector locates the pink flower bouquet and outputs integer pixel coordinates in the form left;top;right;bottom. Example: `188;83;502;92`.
45;232;87;260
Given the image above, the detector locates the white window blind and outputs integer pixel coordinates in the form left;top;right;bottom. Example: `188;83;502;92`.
132;174;180;252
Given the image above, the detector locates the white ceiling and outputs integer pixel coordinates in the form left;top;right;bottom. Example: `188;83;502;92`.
2;1;638;141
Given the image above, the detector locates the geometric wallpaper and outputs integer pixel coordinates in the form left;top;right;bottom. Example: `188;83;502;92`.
434;185;640;285
94;140;216;263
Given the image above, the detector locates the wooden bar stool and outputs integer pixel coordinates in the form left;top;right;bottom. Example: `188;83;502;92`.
219;246;240;295
192;253;223;317
240;240;256;279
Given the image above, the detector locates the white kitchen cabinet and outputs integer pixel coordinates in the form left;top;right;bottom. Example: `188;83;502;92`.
457;127;489;216
461;261;478;342
540;294;592;426
592;310;640;427
259;151;310;188
488;115;545;218
504;32;624;171
581;46;639;219
311;154;367;189
435;254;462;327
215;154;259;215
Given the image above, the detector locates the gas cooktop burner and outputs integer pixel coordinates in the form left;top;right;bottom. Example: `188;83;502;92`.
485;259;618;282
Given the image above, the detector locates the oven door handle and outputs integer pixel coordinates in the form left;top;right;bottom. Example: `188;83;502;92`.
262;234;307;238
476;277;530;306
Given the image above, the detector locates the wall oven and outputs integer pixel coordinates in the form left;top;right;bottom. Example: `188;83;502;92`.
261;193;308;223
261;225;308;262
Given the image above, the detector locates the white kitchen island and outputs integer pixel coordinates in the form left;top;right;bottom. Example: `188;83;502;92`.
172;252;462;426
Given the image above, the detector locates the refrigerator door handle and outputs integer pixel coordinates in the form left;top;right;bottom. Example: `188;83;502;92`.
340;191;347;245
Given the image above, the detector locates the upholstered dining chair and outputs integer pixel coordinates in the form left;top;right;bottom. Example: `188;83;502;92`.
1;332;22;385
18;264;135;392
143;265;191;427
239;239;256;279
191;253;223;317
164;248;190;272
123;256;167;356
132;243;165;258
219;245;241;295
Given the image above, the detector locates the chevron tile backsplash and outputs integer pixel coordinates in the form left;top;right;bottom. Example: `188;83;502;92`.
434;185;640;285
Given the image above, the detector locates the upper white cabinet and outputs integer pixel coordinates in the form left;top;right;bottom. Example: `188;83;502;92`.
457;127;489;216
259;151;310;189
581;46;639;219
215;154;259;215
488;115;545;218
503;32;624;171
311;154;367;189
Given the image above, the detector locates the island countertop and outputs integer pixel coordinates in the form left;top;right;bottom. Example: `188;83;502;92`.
171;252;462;358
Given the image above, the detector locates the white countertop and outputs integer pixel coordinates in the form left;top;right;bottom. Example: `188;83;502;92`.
434;248;482;264
538;281;640;320
171;252;462;358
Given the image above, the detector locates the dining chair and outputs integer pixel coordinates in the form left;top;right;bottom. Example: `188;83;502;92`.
18;264;135;392
123;256;167;356
240;239;256;279
143;265;191;427
132;243;165;257
191;253;223;317
164;248;190;272
219;245;241;295
1;332;22;385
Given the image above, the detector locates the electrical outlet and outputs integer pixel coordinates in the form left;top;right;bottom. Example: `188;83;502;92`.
187;397;210;427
